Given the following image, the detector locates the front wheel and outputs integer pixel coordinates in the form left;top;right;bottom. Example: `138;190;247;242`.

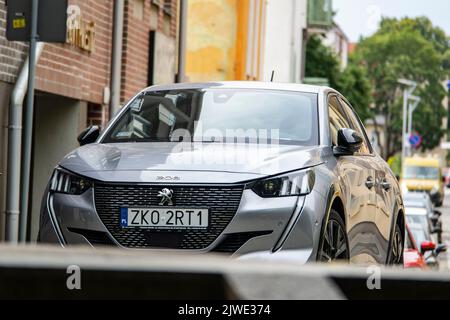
387;224;404;265
318;210;350;263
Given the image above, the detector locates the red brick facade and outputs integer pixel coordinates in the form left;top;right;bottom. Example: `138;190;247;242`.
0;0;28;84
0;0;179;124
121;0;178;103
36;0;114;106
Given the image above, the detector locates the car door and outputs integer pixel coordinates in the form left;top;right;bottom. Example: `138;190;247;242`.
328;95;378;264
339;96;393;263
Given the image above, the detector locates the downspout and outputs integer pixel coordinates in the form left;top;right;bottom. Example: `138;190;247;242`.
5;42;44;243
110;0;124;118
176;0;188;83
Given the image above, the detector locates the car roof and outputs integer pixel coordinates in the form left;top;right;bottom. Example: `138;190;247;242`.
143;81;331;94
405;207;428;216
403;192;430;200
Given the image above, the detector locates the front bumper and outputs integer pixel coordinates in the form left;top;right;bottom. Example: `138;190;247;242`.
39;186;326;264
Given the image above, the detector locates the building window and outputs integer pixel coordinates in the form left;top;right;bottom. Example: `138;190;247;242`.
133;0;145;20
163;0;173;16
151;0;173;16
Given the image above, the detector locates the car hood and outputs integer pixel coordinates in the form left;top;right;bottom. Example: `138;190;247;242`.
59;142;325;183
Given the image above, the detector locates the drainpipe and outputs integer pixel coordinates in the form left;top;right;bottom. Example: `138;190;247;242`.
110;0;124;118
5;42;44;243
176;0;188;83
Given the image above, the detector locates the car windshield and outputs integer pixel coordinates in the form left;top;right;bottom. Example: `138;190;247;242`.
409;226;429;245
102;89;319;145
406;214;430;235
403;200;426;209
404;166;439;180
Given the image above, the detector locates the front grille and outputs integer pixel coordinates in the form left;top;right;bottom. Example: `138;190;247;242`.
94;184;244;249
213;231;273;254
68;228;116;247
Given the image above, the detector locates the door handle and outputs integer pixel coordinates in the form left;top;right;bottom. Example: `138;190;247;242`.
381;180;391;191
365;177;375;190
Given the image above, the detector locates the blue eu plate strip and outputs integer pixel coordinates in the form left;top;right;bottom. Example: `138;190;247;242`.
120;208;128;227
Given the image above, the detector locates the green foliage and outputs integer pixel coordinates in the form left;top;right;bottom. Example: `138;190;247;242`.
353;16;449;158
305;35;372;122
305;35;341;88
388;154;402;177
336;61;373;122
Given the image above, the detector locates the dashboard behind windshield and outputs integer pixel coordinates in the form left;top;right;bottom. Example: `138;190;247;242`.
102;89;319;146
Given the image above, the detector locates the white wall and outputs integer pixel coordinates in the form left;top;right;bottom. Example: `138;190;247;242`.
263;0;307;83
30;95;87;241
323;25;349;69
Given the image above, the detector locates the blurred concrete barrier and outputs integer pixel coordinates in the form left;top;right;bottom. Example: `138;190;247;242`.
0;245;449;299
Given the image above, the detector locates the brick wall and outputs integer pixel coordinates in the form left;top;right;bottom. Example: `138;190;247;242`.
0;0;113;106
36;0;113;106
0;0;28;84
121;0;178;103
0;0;178;115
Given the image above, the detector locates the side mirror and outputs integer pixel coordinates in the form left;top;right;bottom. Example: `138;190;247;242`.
78;125;100;146
432;226;443;234
435;244;447;256
421;241;436;254
433;210;442;217
430;215;440;227
333;128;363;157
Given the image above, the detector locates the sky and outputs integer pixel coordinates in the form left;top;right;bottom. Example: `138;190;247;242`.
333;0;450;42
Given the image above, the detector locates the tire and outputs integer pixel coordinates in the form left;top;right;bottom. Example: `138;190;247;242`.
387;224;404;265
317;209;350;263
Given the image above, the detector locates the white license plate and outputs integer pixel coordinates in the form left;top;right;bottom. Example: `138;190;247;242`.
120;208;209;229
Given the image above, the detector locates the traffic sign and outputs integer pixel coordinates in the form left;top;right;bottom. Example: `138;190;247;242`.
409;134;423;149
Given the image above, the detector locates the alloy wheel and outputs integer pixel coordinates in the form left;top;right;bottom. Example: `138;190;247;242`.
389;226;404;265
319;213;349;263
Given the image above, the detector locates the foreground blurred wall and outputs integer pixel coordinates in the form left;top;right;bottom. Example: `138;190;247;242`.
0;0;178;241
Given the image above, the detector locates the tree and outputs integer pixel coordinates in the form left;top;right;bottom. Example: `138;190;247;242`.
305;35;372;122
337;61;373;122
305;35;341;88
354;17;449;158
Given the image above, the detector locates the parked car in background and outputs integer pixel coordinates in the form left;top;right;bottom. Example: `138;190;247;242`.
38;82;406;266
404;217;446;269
401;157;443;207
443;169;450;188
403;192;443;243
404;224;429;270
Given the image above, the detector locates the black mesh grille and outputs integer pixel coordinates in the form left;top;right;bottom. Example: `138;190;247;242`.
213;231;273;254
68;228;116;247
94;184;244;249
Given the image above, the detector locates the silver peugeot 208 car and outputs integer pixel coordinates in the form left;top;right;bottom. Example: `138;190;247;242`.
39;82;405;265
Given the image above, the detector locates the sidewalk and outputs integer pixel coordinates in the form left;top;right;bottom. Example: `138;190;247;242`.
438;190;450;270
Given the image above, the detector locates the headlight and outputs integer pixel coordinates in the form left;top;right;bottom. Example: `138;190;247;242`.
247;169;315;198
49;168;92;195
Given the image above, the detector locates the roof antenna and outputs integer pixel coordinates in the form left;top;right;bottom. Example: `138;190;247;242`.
270;70;275;82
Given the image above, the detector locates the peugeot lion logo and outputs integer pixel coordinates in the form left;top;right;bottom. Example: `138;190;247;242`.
158;188;174;206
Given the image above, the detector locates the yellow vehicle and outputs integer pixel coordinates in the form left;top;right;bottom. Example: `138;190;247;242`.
401;157;444;206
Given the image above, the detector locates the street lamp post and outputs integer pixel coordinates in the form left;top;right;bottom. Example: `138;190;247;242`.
407;95;421;156
398;79;418;163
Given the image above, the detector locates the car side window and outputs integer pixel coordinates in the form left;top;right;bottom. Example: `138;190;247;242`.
328;95;351;147
338;97;372;155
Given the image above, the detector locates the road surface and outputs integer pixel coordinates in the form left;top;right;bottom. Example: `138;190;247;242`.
438;189;450;270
